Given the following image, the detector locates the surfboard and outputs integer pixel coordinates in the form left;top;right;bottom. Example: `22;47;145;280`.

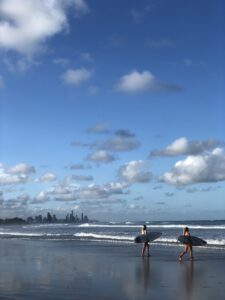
178;235;207;246
134;232;162;243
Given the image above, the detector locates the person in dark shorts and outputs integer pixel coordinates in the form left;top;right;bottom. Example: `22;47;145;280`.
179;227;193;261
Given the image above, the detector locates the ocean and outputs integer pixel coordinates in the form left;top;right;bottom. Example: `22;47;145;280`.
0;220;224;249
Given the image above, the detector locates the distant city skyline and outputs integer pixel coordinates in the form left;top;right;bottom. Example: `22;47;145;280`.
0;0;225;221
26;211;89;224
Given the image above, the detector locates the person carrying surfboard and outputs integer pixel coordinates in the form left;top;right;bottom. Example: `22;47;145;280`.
141;224;150;257
178;227;193;261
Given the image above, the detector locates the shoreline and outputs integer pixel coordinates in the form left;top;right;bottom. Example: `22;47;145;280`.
0;239;224;300
1;235;225;252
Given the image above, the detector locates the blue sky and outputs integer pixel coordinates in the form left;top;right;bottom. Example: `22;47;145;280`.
0;0;224;221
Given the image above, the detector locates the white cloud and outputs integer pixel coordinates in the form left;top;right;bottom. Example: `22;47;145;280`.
118;160;152;184
46;184;77;202
117;70;155;94
0;0;89;55
150;137;222;157
6;163;35;175
161;148;225;185
116;70;182;94
77;182;127;200
127;203;146;210
62;68;93;85
0;173;28;185
37;172;56;183
31;191;50;204
47;181;127;202
0;163;35;185
87;150;116;163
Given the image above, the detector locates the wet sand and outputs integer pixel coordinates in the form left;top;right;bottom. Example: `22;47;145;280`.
0;239;224;300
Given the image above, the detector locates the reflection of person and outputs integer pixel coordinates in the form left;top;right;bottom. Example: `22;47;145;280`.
179;227;193;261
141;225;150;257
142;256;150;289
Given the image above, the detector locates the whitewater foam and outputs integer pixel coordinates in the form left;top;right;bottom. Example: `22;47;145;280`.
74;232;135;241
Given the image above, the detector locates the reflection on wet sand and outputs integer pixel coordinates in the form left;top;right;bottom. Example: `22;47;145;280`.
135;257;150;290
0;240;225;300
180;261;194;300
141;258;150;290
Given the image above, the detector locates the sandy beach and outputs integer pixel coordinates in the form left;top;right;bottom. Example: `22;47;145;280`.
0;239;224;300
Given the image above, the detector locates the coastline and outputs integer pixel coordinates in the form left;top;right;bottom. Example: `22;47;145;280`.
0;239;224;300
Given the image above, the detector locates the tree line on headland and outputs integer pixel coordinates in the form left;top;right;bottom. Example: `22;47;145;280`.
0;217;26;224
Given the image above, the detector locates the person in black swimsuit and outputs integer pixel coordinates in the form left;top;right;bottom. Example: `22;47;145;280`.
141;224;150;257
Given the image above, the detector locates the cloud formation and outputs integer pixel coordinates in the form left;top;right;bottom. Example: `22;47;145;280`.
49;181;128;202
37;172;56;183
6;163;35;174
87;150;116;163
0;173;28;185
116;70;182;94
77;182;127;200
86;123;110;134
62;68;93;85
0;163;35;186
118;160;152;184
103;130;140;152
0;0;89;55
71;128;139;152
150;137;221;157
30;191;50;204
117;70;154;94
68;163;91;170
66;174;94;182
160;148;225;185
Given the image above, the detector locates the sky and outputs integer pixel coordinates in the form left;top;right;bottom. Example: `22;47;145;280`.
0;0;225;221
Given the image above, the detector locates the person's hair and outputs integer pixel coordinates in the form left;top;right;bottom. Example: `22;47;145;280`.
184;227;189;232
143;224;146;230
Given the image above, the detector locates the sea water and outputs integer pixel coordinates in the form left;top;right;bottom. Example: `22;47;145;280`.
0;220;224;249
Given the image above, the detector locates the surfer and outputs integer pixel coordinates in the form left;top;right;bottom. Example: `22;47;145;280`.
141;224;150;257
179;227;193;261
